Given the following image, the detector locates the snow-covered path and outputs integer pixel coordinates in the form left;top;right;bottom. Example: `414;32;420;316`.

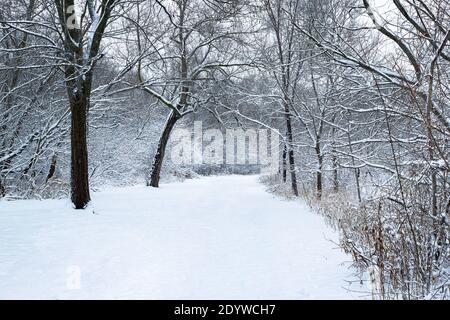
0;175;362;299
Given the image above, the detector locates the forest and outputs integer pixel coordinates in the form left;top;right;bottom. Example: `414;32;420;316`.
0;0;449;300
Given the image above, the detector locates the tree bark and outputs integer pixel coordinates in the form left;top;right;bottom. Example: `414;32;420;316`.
148;110;179;188
0;178;4;197
46;153;58;183
331;124;339;193
332;148;339;193
355;167;361;202
315;140;323;199
284;104;299;196
70;94;90;209
53;0;116;208
282;143;287;182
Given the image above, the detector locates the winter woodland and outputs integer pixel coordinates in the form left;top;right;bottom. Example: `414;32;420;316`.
0;0;449;299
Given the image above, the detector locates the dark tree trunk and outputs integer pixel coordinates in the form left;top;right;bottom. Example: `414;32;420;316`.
46;153;57;183
315;141;323;199
70;95;90;209
148;110;179;188
282;143;287;182
316;170;322;199
0;178;4;197
287;147;298;197
355;167;361;202
53;0;115;209
284;105;299;196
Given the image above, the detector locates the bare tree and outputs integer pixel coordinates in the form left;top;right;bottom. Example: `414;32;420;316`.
260;0;302;196
53;0;119;208
131;0;245;187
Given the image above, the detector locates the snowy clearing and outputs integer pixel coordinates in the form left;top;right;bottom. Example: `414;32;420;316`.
0;175;364;299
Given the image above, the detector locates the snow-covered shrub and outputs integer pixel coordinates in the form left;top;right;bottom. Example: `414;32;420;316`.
262;164;449;300
317;171;449;300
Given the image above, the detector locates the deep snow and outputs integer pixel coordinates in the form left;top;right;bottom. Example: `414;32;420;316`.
0;175;364;299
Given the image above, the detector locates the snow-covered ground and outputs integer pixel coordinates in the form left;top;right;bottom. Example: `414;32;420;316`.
0;175;365;299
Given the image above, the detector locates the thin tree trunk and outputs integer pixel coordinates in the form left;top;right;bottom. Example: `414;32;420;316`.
355;167;361;202
284;105;299;196
0;178;4;197
331;117;339;193
287;147;298;197
346;113;362;202
332;148;339;193
70;95;90;209
148;110;179;188
315;140;323;199
426;60;438;217
282;143;287;182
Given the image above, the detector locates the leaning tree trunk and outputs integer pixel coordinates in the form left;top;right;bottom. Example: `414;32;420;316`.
148;110;179;188
70;94;90;209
